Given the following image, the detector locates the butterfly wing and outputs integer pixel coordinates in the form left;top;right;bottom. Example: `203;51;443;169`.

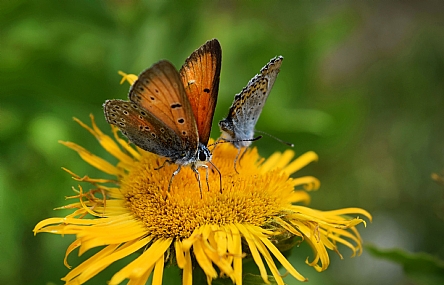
219;56;283;145
103;99;188;160
128;60;199;150
180;39;222;146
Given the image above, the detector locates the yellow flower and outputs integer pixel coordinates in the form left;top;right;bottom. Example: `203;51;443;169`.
34;73;371;285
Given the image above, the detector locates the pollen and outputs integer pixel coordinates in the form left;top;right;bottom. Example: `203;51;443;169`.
121;143;294;239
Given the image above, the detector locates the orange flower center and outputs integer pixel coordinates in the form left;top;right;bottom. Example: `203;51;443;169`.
121;144;295;239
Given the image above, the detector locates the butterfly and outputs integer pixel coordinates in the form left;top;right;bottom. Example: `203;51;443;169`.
218;56;284;171
103;39;222;193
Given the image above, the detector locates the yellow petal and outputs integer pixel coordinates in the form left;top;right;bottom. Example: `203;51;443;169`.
62;167;116;184
271;149;295;170
64;239;82;268
323;208;372;222
259;152;283;173
225;225;243;285
251;236;284;285
175;240;187;268
152;254;165;285
235;224;270;284
63;243;120;282
118;71;138;85
273;217;303;238
283;151;318;175
287;190;311;204
193;239;218;278
60;141;121;176
127;268;151;285
182;250;193;285
74;116;135;170
291;176;321;191
110;238;171;284
257;233;307;281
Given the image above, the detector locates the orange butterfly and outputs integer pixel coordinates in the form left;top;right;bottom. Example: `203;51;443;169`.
104;39;222;193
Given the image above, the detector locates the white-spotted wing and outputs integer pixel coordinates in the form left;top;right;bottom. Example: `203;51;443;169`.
219;56;283;148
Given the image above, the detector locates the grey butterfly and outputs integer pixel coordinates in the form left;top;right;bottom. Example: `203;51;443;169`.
218;56;286;170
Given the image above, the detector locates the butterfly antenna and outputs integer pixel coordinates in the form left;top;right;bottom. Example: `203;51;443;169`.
208;160;222;194
254;130;294;147
208;135;263;148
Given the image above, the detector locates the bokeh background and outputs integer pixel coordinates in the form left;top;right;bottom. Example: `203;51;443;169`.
1;1;444;284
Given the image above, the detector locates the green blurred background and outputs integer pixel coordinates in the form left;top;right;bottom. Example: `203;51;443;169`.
1;1;444;284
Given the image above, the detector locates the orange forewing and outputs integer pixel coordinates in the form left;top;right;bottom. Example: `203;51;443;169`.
129;60;198;141
180;39;222;146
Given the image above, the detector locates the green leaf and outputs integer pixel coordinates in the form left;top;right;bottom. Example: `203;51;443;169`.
366;244;444;285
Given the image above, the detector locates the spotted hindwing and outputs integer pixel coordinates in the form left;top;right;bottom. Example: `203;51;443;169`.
103;99;191;160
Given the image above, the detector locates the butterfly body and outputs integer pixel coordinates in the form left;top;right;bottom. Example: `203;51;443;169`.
219;56;283;148
104;39;221;192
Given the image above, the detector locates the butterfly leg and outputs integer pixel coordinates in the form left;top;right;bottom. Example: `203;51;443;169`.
209;160;223;194
238;147;249;166
203;165;210;192
191;165;203;198
233;147;246;174
168;165;182;191
155;159;173;171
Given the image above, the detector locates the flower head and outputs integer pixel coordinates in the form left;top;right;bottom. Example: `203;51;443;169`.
34;73;371;285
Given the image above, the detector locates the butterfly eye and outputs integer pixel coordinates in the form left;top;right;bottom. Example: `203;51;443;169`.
199;151;207;162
